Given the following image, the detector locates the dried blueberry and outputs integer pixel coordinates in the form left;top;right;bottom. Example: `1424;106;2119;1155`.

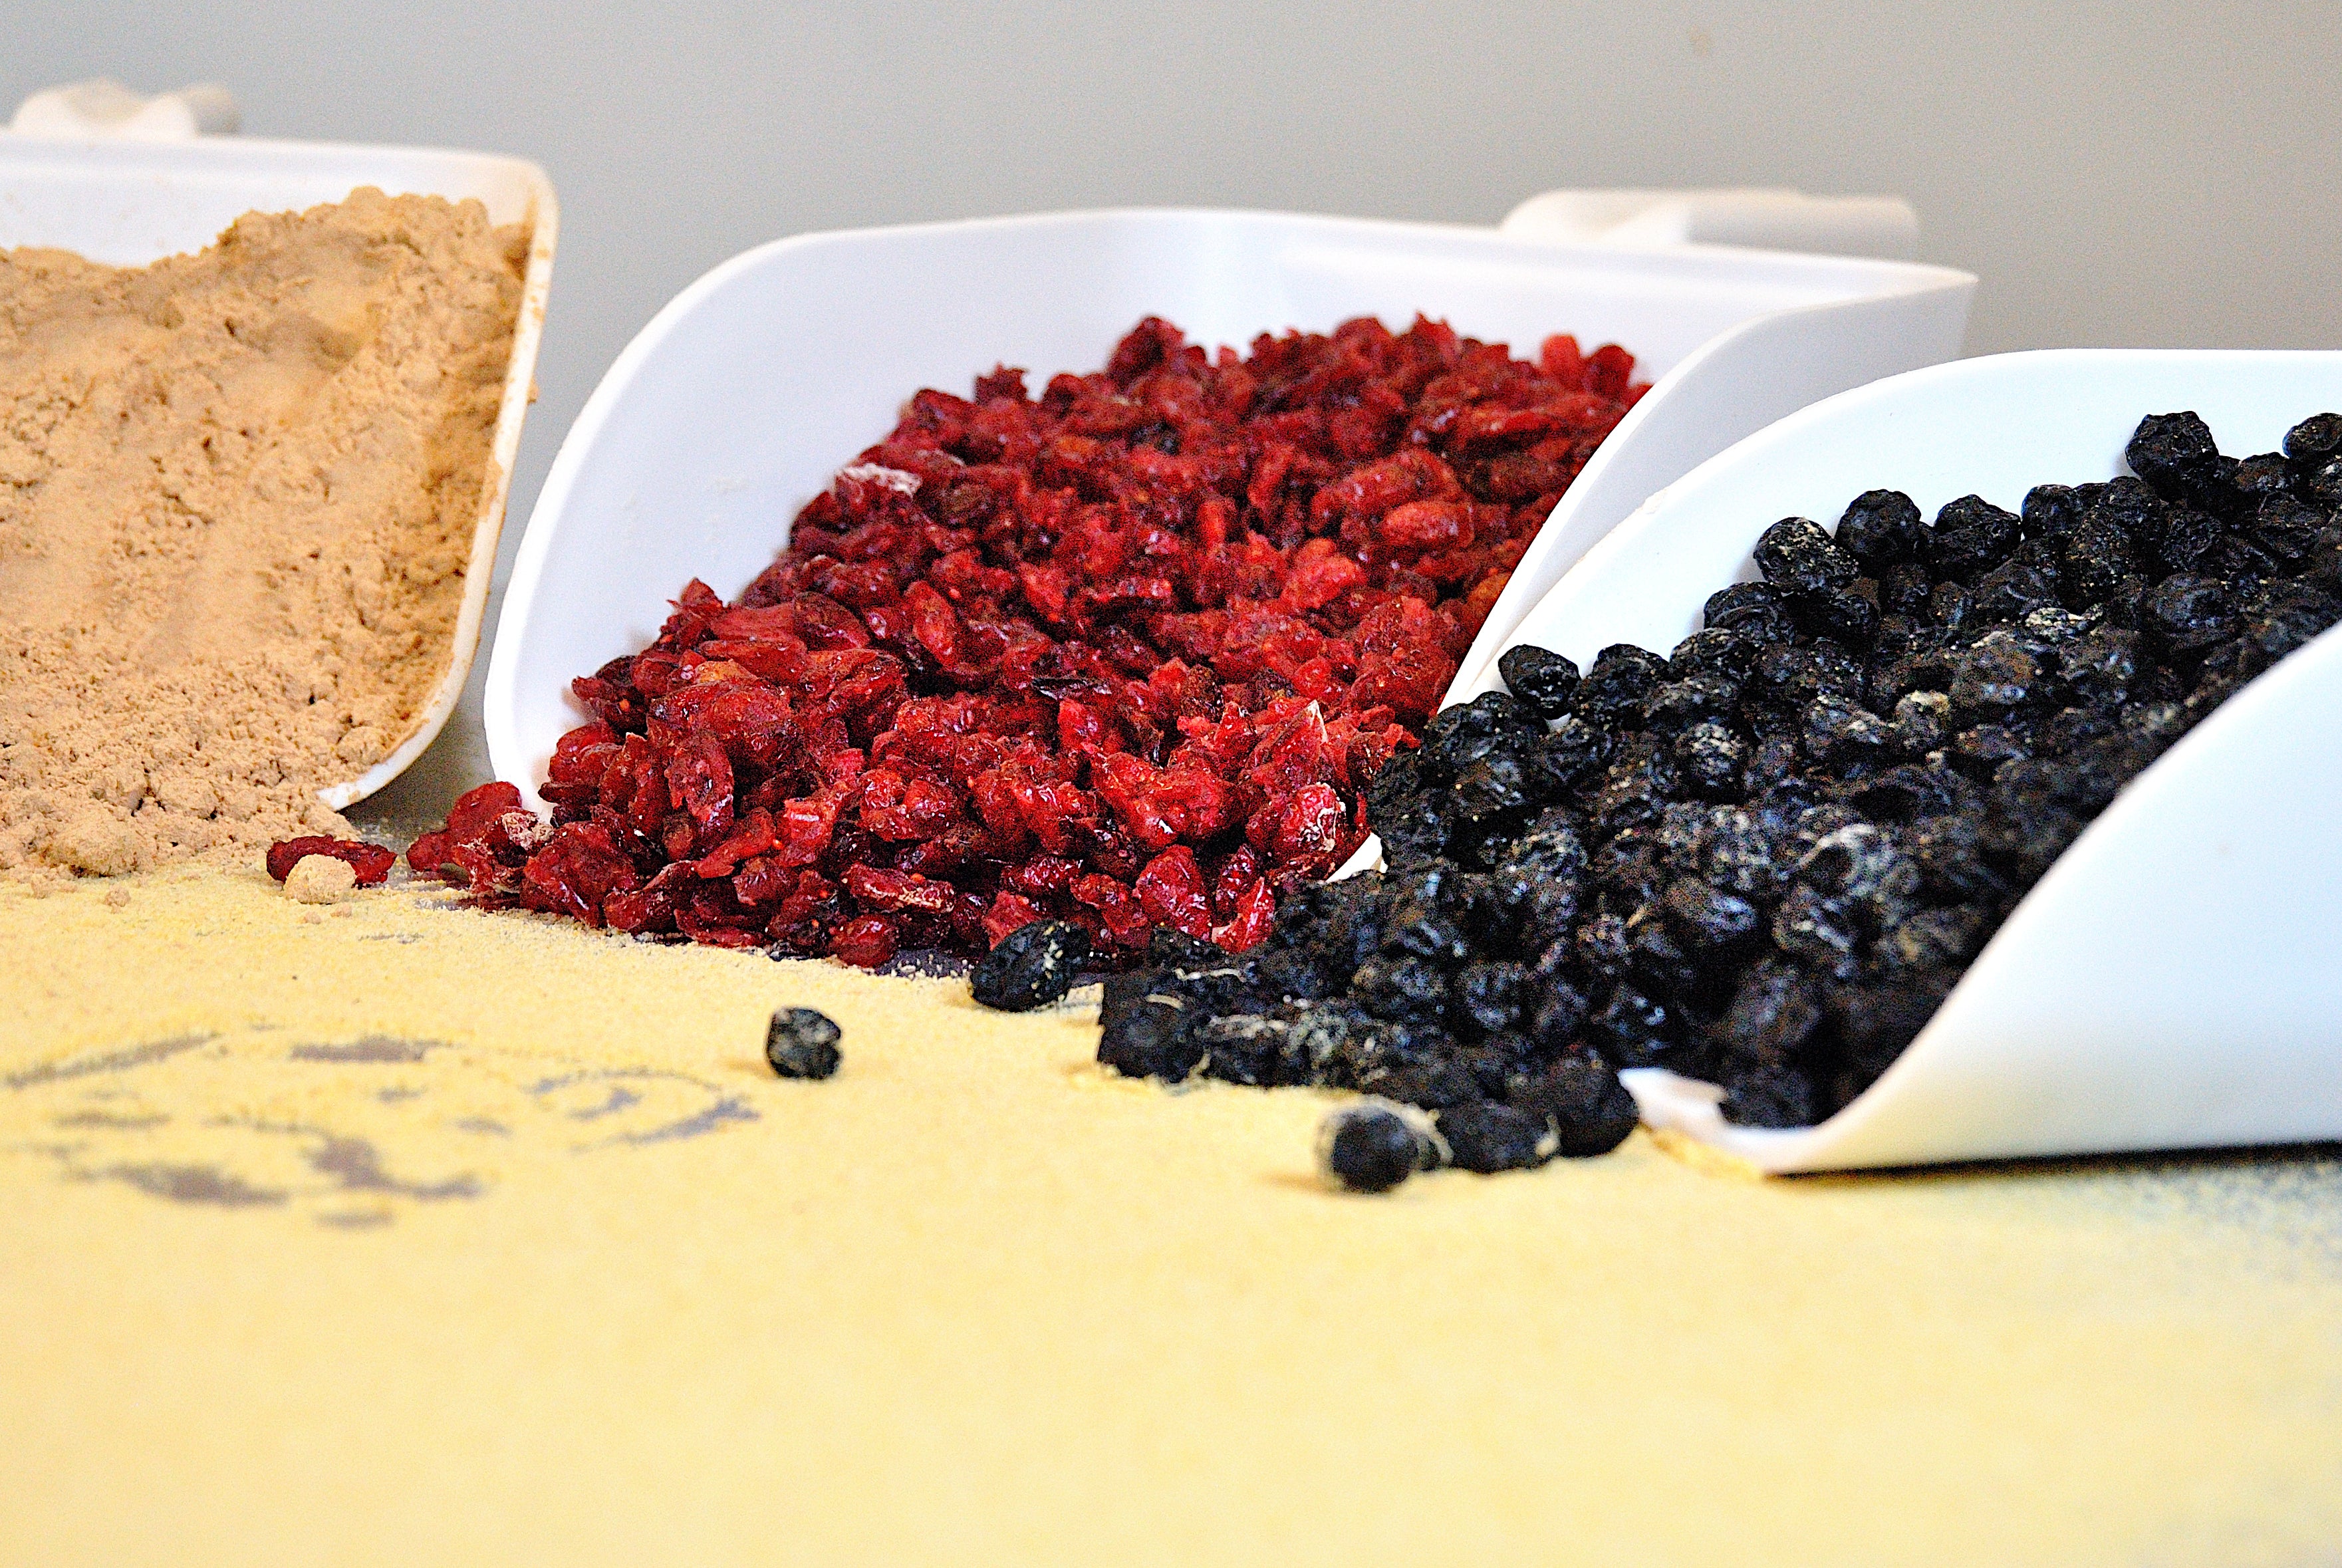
970;919;1093;1011
1109;403;2342;1150
1574;644;1670;729
1421;692;1543;778
1436;1101;1555;1173
2021;483;2086;543
1659;877;1762;958
1947;637;2040;723
1509;1053;1640;1156
1496;645;1582;721
1802;695;1893;766
1097;985;1204;1082
1756;516;1861;596
1769;884;1859;976
2127;410;2222;503
1317;1102;1430;1193
2283;412;2342;465
1924;495;2023;583
1704;582;1796;640
1450;753;1538;825
1365;1058;1481;1110
1382;898;1474;965
1970;551;2063;626
1585;984;1680;1067
1196;1013;1289;1086
2253;493;2327;564
765;1007;843;1079
1720;1064;1818;1128
2306;456;2342;507
1835;489;1924;571
1527;716;1613;795
1673;720;1748;800
1670;628;1760;684
1881;562;1935;618
1711;959;1824;1066
1789;583;1881;646
2144;573;2236;653
1454;960;1529;1036
1351;955;1451;1025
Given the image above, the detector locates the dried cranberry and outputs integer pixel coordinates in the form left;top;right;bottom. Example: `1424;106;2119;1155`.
444;315;1648;964
266;836;396;886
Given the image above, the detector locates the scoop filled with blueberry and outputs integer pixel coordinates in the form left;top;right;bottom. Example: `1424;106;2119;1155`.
1003;352;2342;1185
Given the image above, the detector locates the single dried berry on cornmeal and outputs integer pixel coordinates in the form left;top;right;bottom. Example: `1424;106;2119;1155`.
1317;1102;1426;1193
266;835;396;885
765;1007;843;1079
477;315;1648;964
971;919;1093;1011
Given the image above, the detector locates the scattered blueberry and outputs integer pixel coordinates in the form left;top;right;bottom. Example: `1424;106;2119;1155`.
765;1007;843;1079
971;919;1093;1011
1317;1101;1435;1193
1436;1101;1555;1174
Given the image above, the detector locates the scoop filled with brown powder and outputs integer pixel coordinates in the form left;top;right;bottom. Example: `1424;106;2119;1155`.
0;186;525;876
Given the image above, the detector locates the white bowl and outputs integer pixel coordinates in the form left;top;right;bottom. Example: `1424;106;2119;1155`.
0;132;558;808
1456;349;2342;1172
487;203;1972;806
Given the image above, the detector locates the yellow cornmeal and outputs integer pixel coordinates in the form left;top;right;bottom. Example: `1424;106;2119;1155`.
3;868;2339;1566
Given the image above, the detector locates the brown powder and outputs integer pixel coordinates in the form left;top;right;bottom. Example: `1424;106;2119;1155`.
0;187;525;877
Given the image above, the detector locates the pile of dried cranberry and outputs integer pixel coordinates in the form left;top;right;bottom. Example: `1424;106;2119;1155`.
409;315;1648;965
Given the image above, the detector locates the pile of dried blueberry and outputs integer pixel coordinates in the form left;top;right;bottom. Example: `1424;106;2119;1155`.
1008;408;2342;1187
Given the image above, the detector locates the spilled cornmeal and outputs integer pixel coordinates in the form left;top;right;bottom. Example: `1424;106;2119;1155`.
2;865;2337;1565
0;189;525;877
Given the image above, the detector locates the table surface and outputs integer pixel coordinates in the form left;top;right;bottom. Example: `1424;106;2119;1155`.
5;865;2339;1567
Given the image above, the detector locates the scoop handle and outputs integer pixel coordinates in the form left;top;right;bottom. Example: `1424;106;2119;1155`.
1502;188;1918;261
9;80;241;141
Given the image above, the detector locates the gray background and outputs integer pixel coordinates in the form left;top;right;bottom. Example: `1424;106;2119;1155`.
8;0;2338;815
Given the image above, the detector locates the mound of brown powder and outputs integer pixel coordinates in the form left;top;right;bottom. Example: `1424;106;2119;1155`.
0;187;525;877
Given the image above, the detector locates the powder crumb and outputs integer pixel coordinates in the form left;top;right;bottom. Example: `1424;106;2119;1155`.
0;187;527;879
283;854;358;904
102;886;130;910
1648;1125;1767;1181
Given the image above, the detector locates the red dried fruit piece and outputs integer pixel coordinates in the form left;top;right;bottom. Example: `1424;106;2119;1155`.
266;836;396;886
520;822;638;925
1211;878;1277;952
448;781;526;839
1134;846;1212;938
843;864;954;916
831;914;900;968
982;892;1046;948
1072;873;1151;948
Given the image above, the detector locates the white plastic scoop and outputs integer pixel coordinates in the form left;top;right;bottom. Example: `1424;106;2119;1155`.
0;122;558;809
1448;349;2342;1172
488;192;1970;800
